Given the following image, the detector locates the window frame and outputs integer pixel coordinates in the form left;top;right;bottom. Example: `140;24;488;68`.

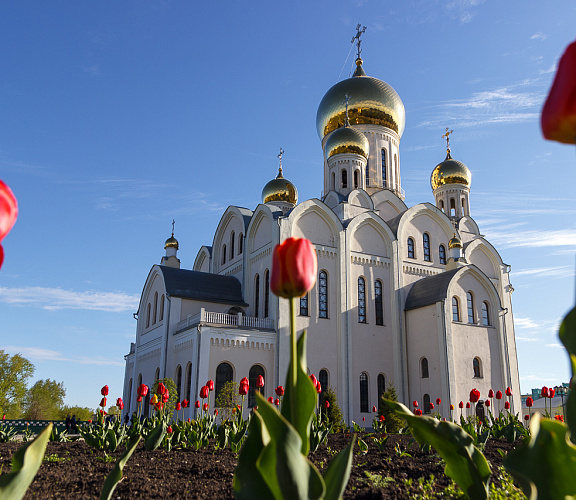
452;296;460;322
375;279;384;326
467;292;475;324
359;372;369;413
423;233;431;262
482;301;490;326
421;357;429;378
407;237;415;259
318;270;328;319
439;244;446;265
358;276;367;323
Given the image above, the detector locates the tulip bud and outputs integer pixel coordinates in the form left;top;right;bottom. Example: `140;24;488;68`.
325;400;330;409
268;396;274;403
379;415;385;422
239;382;249;396
274;398;280;406
157;382;166;395
504;401;510;410
549;388;556;398
207;380;214;392
270;237;318;298
459;401;464;409
200;385;209;399
167;425;173;434
466;402;471;409
116;398;124;410
137;395;142;403
505;387;512;397
372;406;377;413
412;400;418;408
256;375;265;388
99;397;107;407
2;415;5;420
195;400;200;408
203;403;209;412
275;386;284;397
214;409;218;416
488;389;494;398
495;390;502;400
524;414;530;421
182;399;188;408
101;385;109;396
450;404;454;410
526;397;534;407
363;417;365;422
469;389;480;403
415;409;422;416
150;394;158;404
0;180;18;270
485;400;490;407
436;398;441;406
176;402;181;411
541;386;549;398
309;374;318;389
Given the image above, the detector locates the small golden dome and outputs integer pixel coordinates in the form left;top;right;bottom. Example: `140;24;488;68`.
262;169;298;205
316;58;406;140
164;235;179;250
430;151;472;190
448;235;463;249
324;126;369;160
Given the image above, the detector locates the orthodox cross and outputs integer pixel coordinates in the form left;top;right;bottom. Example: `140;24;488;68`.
351;24;367;60
442;127;453;152
278;148;284;173
344;93;351;126
171;219;175;236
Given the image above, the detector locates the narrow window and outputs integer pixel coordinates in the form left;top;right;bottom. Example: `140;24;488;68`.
360;372;369;413
230;231;235;259
358;277;366;323
146;303;151;328
215;362;233;403
439;245;446;265
176;365;182;399
127;378;133;414
452;296;460;322
159;294;165;321
319;271;328;318
450;198;456;216
264;269;270;318
299;292;309;316
353;170;359;189
154;367;160;382
377;374;386;403
254;274;260;318
185;362;192;402
319;369;328;405
239;234;244;254
222;244;227;265
407;237;415;258
381;148;387;187
341;169;347;189
424;394;431;414
375;280;384;325
248;365;265;408
421;358;429;378
482;301;490;326
467;292;475;323
423;233;431;262
331;172;335;190
473;357;482;378
440;199;445;212
366;166;370;186
153;292;158;324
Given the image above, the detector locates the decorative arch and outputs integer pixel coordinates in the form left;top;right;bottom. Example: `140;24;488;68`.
347;189;374;209
465;238;505;280
215;361;234;403
245;204;278;254
347;212;395;257
212;206;254;270
193;246;212;273
288;199;343;248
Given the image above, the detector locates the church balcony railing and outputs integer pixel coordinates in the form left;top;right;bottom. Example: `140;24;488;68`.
175;308;275;334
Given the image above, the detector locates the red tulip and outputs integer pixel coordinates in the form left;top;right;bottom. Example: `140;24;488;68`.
188;418;191;422
200;385;209;399
459;401;464;409
541;39;576;144
363;417;366;422
240;377;248;386
99;397;107;407
156;402;163;411
239;381;249;396
268;396;274;403
182;399;189;408
495;390;502;400
505;387;512;397
372;405;377;413
138;384;148;397
116;398;124;410
325;400;330;409
256;375;265;388
415;409;422;416
207;380;215;392
436;398;441;406
274;398;280;406
524;414;530;421
469;389;480;403
485;400;490;407
101;385;109;396
504;401;510;410
270;237;318;298
429;402;435;410
214;409;219;416
157;382;166;395
526;397;534;407
541;386;549;398
466;402;471;409
379;415;385;422
137;395;142;403
0;180;18;269
88;419;92;424
488;389;494;398
2;415;5;420
309;374;318;389
195;400;200;408
275;386;284;397
450;404;454;410
549;388;556;398
176;402;181;411
315;379;322;394
203;403;209;411
162;391;169;403
413;400;419;408
167;425;173;433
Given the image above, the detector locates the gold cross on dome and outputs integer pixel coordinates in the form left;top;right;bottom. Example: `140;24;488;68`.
442;128;453;151
344;93;351;126
171;219;175;236
278;148;284;173
351;24;367;60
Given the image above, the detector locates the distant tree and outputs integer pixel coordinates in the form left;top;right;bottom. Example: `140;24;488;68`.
151;378;178;414
0;350;35;418
378;382;404;433
214;381;242;422
322;386;346;432
23;379;66;420
59;406;93;422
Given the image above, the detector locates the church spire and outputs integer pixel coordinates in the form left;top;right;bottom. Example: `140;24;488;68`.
162;220;180;268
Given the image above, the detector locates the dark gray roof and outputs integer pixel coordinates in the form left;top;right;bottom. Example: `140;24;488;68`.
385;212;406;237
404;269;460;311
235;207;253;230
159;266;248;306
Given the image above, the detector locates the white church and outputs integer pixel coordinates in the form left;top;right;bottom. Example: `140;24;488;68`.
122;35;521;424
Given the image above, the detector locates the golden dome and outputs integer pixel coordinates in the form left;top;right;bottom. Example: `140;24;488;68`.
448;235;463;249
262;168;298;205
164;235;179;250
430;151;472;190
324;126;369;160
316;58;406;140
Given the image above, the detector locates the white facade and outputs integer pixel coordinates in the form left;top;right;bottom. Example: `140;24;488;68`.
123;57;521;424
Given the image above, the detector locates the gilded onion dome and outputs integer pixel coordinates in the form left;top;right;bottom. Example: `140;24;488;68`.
324;126;369;160
430;151;472;190
262;168;298;205
316;58;406;140
164;234;179;250
448;234;463;249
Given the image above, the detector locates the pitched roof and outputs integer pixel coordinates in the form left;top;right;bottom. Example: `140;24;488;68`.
159;266;248;306
404;269;460;311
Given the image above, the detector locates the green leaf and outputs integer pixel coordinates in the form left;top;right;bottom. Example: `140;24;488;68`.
383;400;491;500
323;433;355;500
0;423;52;500
280;330;318;455
257;393;324;500
99;434;141;500
559;306;576;438
505;413;576;500
144;420;167;451
233;407;275;500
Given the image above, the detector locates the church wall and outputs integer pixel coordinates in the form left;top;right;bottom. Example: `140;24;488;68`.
467;248;498;280
375;202;402;221
140;273;166;339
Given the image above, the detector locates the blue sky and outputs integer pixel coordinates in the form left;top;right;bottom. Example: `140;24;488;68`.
1;1;575;410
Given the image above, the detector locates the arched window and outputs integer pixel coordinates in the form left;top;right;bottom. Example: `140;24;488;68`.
450;198;456;216
254;274;260;318
331;172;336;190
423;233;431;262
185;362;192;402
239;233;244;254
153;292;158;324
248;365;265;408
358;277;366;323
452;296;460;322
439;245;446;265
299;292;309;316
359;372;369;413
377;374;386;403
159;294;165;321
341;169;347;189
407;237;415;259
381;148;387;187
230;231;235;259
319;271;328;318
215;362;233;403
375;280;384;326
421;357;429;378
423;393;431;414
473;357;482;378
440;199;445;212
467;292;475;323
353;170;359;189
366;166;370;186
319;369;328;405
482;301;490;326
264;269;270;318
221;244;227;265
175;365;182;399
146;303;151;328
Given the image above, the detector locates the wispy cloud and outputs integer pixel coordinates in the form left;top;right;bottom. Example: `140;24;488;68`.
446;0;486;23
0;287;139;312
514;316;541;330
531;32;547;41
3;346;124;366
513;266;575;278
484;229;576;249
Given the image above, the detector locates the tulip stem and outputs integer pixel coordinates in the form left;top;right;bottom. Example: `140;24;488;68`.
290;297;297;389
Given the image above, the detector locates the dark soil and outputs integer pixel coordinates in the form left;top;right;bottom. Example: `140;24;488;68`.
0;434;517;499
